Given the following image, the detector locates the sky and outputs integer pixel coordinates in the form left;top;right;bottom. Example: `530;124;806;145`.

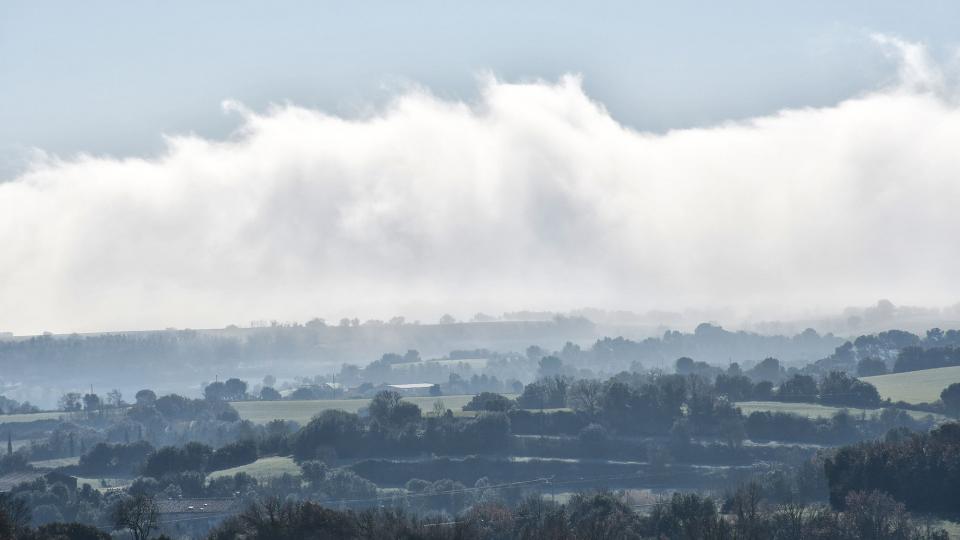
2;2;960;334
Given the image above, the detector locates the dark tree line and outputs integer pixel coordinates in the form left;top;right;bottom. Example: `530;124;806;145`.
206;487;948;540
825;422;960;513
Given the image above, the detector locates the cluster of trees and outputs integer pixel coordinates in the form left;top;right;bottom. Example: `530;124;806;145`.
56;390;124;416
140;440;258;478
463;369;918;456
18;390;249;463
74;426;299;480
0;476;115;536
202;378;249;401
204;487;947;540
808;327;960;377
463;392;516;412
291;404;511;461
499;374;744;442
825;422;960;513
713;369;880;409
78;441;154;476
335;353;523;395
894;346;960;373
581;324;842;371
0;395;39;415
745;408;930;445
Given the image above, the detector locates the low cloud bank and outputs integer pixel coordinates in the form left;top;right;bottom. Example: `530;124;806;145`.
3;37;960;333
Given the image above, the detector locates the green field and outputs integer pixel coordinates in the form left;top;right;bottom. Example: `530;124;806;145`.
207;456;301;482
30;456;80;469
74;477;132;492
231;394;487;424
0;411;64;424
735;401;944;422
861;366;960;404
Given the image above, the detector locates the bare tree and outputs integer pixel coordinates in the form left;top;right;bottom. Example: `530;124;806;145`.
567;379;604;415
106;389;123;408
111;494;159;540
57;392;82;412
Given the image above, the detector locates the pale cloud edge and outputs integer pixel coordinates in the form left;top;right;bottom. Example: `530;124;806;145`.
2;35;959;334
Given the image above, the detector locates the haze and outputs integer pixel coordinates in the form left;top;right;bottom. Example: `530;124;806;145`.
3;3;960;334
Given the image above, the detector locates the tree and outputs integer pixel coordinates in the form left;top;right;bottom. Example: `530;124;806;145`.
516;377;568;410
841;490;913;540
223;378;248;400
748;357;785;383
260;387;282;401
82;393;101;414
135;389;156;406
538;356;563;378
752;381;774;400
292;410;363;460
0;493;30;538
106;389;124;408
262;375;276;388
675;357;695;375
368;391;421;428
719;416;746;448
567;491;639;540
58;392;82;412
857;357;888;377
204;381;227;401
209;440;258;471
777;375;818;402
369;390;402;424
463;392;515;412
941;383;960;417
35;522;111;539
714;374;755;401
578;423;609;455
819;371;881;408
142;442;212;478
461;412;511;453
111;495;159;540
568;379;604;415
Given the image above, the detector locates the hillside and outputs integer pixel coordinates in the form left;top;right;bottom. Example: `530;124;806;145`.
862;366;960;404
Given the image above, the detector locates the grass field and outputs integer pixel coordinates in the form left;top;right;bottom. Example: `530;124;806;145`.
231;394;490;424
861;366;960;404
75;476;132;492
207;456;301;482
735;401;944;421
0;411;63;424
30;456;80;469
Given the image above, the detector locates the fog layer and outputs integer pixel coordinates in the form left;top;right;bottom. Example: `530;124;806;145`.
3;36;959;333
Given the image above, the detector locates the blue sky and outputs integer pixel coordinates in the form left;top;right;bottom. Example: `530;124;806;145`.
2;1;958;179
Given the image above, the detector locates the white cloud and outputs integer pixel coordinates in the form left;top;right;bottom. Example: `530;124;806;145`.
3;37;960;333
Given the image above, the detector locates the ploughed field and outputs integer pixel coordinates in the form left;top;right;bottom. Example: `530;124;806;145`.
861;365;960;404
